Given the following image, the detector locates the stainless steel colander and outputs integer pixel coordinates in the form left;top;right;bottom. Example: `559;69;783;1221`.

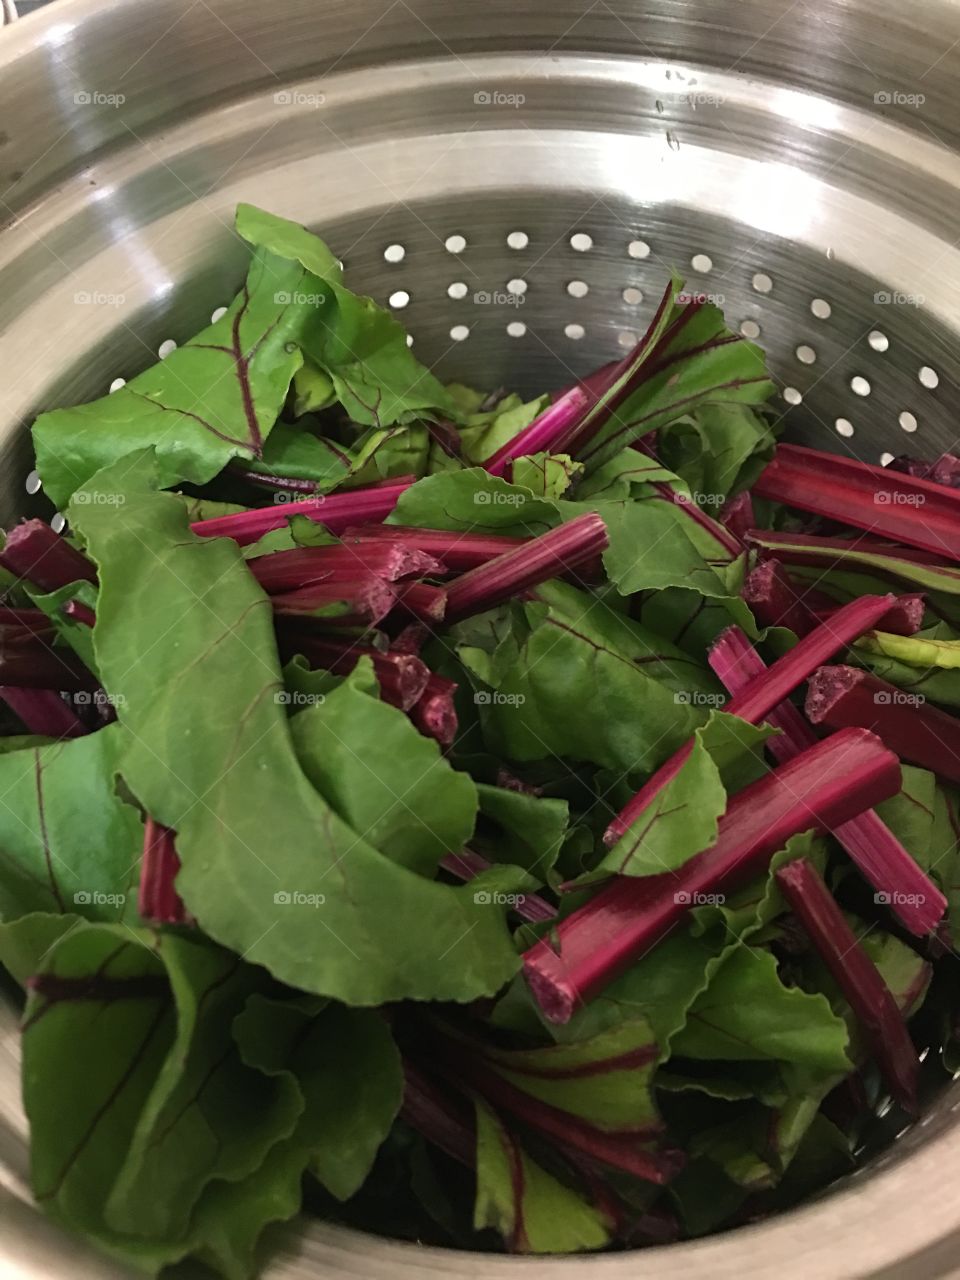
2;1;960;1276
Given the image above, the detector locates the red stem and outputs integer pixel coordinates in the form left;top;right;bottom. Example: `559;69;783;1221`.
343;524;529;572
191;477;415;547
708;626;945;935
445;513;609;623
776;858;921;1114
0;520;97;592
524;728;901;1022
806;665;960;785
605;593;897;846
137;818;188;925
0;688;86;738
753;444;960;560
410;673;458;744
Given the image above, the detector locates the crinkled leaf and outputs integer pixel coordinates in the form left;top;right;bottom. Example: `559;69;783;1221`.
232;993;403;1203
512;452;584;500
672;946;852;1071
289;670;477;878
856;626;960;670
389;467;558;536
236;204;451;426
573;286;775;474
657;403;776;504
70;451;520;1006
473;783;568;882
26;579;99;673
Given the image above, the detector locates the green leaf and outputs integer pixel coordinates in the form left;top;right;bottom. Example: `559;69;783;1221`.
590;494;745;598
575;448;677;501
855;627;960;669
657;403;777;504
672;946;852;1072
473;783;568;882
0;910;83;986
232;993;403;1203
592;712;773;883
103;937;300;1240
22;925;295;1271
26;580;99;673
71;450;520;1007
474;581;707;773
875;765;937;872
512;452;584;500
389;467;558;536
34;237;314;508
289;672;477;878
473;1099;610;1253
0;724;142;925
574;284;776;474
236;205;450;427
480;1015;660;1131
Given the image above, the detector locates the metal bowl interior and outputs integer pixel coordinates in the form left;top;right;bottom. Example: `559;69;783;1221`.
1;1;960;1276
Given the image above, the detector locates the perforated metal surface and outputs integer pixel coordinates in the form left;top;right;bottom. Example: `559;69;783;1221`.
3;2;960;1277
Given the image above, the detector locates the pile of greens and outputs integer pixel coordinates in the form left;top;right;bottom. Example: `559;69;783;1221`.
1;204;959;1276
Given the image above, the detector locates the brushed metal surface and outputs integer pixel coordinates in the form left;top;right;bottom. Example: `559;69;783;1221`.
1;1;960;1276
